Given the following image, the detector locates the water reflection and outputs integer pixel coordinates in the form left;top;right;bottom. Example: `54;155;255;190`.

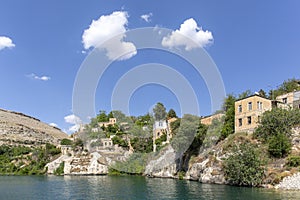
0;176;300;200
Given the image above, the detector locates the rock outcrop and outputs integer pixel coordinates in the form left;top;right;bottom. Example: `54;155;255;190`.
144;141;227;184
0;108;68;146
144;145;178;178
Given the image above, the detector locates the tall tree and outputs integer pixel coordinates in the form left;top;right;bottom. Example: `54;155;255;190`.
107;111;114;119
258;89;267;98
153;102;167;121
220;94;236;140
97;110;108;122
167;109;177;119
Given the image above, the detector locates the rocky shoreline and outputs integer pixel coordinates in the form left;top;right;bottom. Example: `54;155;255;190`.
275;173;300;190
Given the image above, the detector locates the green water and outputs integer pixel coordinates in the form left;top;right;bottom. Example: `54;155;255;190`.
0;175;299;199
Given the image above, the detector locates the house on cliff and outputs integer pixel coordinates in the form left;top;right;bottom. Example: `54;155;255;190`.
234;90;300;133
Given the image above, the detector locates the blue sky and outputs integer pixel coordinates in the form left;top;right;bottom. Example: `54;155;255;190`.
0;1;299;133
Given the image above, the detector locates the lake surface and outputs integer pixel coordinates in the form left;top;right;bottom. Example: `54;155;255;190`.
0;175;300;200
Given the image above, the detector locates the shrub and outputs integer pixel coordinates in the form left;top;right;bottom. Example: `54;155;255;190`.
268;133;291;158
60;138;73;145
223;143;265;187
287;156;300;167
54;162;64;175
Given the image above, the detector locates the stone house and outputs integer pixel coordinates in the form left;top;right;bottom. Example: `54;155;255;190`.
99;118;117;128
235;94;272;133
201;113;225;126
276;90;300;109
152;118;177;152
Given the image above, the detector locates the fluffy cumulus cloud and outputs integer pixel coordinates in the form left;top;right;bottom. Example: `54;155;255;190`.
162;18;213;51
140;13;153;23
0;36;15;51
27;73;51;81
64;114;82;133
82;11;136;60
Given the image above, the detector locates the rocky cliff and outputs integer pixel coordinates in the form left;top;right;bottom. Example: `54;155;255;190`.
0;108;68;146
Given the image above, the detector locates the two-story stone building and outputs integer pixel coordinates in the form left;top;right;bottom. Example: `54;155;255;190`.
235;94;272;133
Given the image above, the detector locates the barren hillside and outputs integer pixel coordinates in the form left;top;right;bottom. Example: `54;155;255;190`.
0;108;68;146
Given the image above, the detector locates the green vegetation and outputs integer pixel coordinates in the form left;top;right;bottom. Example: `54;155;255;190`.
269;78;300;99
287;155;300;167
60;138;72;145
167;108;177;119
223;143;265;187
153;102;167;121
254;108;300;158
0;144;61;175
131;137;153;153
54;162;64;175
111;136;128;148
109;153;149;175
171;114;200;154
220;94;236;140
268;133;291;158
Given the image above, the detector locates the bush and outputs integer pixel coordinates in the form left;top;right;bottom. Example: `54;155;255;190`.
268;133;291;158
112;136;128;148
54;162;64;175
223;143;265;187
60;138;73;145
287;156;300;167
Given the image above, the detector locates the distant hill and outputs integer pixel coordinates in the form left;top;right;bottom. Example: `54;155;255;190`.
0;108;68;146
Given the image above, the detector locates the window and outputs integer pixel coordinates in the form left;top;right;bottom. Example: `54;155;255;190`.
257;101;263;110
159;121;162;126
238;105;242;113
247;116;252;125
238;118;242;127
248;102;252;111
283;98;287;104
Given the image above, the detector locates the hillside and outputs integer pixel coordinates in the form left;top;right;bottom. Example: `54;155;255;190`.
0;108;68;146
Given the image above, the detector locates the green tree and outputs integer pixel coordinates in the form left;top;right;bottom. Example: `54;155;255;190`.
258;89;267;98
97;110;108;122
108;111;114;119
238;90;252;99
220;95;236;140
171;114;200;155
153;102;167;121
254;108;300;141
269;78;300;99
224;143;265;187
112;110;128;123
167;109;177;119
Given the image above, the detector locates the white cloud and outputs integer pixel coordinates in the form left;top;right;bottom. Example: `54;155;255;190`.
162;18;213;51
0;36;15;51
64;114;82;133
141;13;153;23
82;11;136;60
27;73;51;81
49;123;58;127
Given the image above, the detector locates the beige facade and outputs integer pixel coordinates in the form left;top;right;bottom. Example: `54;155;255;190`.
99;118;117;128
201;113;224;126
276;90;300;109
235;94;272;133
